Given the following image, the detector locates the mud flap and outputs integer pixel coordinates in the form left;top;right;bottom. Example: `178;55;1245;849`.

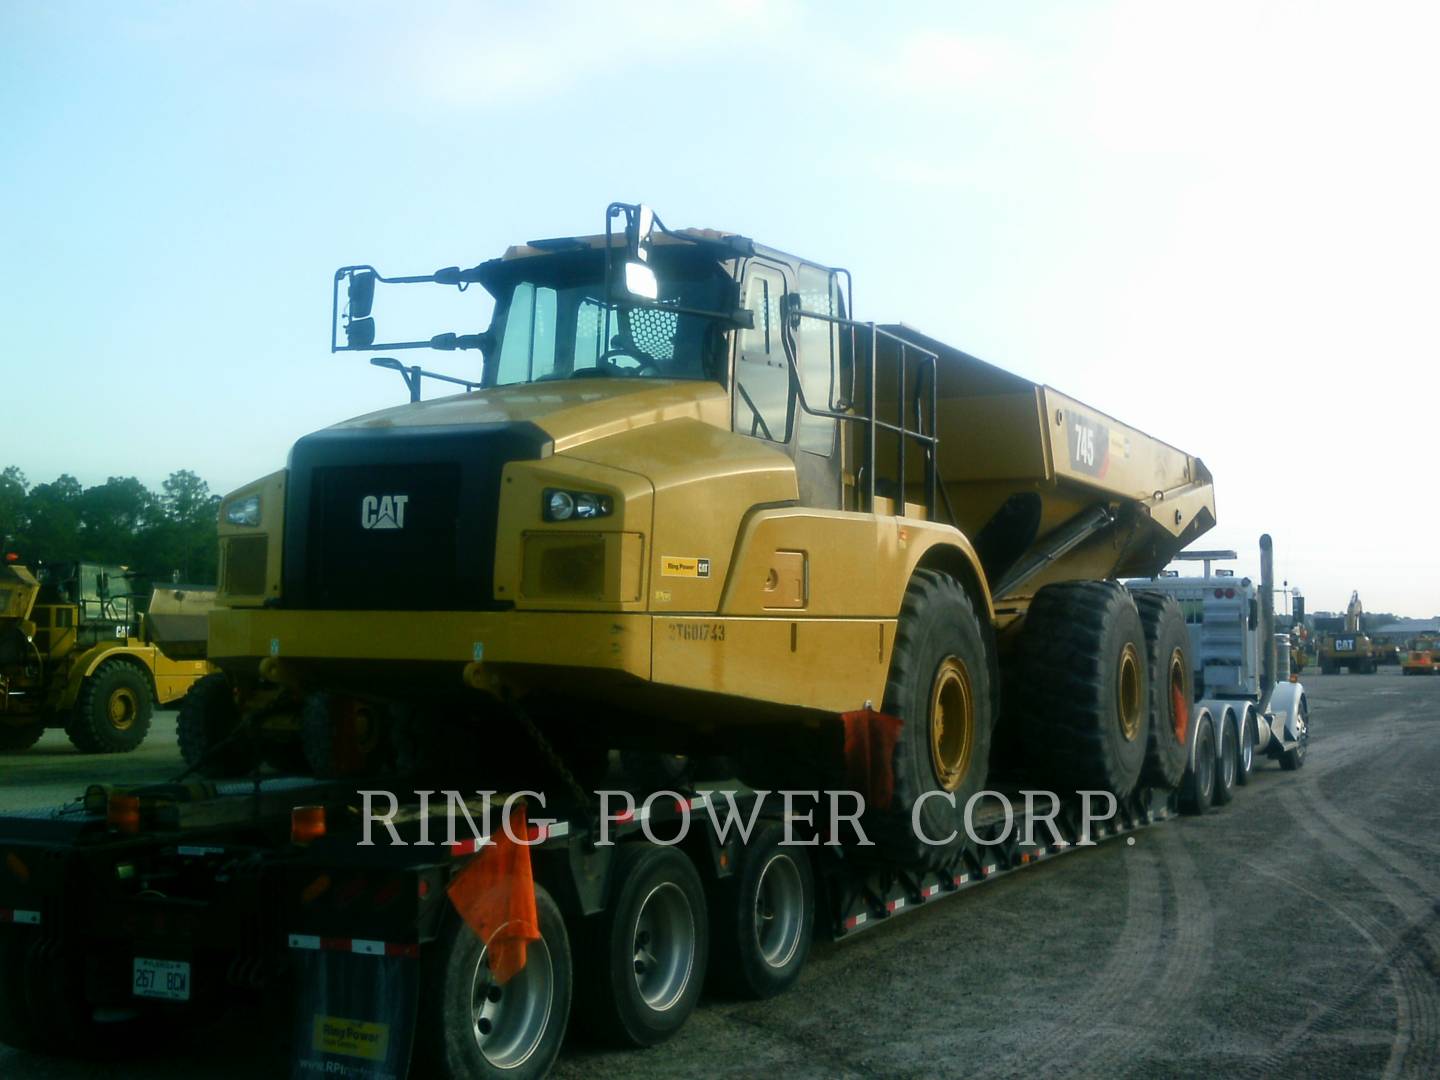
290;943;419;1080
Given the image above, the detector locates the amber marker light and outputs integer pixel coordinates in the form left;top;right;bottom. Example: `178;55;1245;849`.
108;794;141;834
292;806;328;845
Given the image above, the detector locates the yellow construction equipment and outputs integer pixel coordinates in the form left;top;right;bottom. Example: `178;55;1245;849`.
0;558;213;753
1318;590;1377;674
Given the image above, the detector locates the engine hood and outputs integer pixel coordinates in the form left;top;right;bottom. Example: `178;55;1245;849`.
327;378;731;455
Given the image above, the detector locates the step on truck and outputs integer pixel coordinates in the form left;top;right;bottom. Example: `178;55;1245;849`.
2;202;1239;1077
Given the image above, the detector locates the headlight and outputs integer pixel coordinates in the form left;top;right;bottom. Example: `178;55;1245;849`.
225;494;261;527
542;488;612;522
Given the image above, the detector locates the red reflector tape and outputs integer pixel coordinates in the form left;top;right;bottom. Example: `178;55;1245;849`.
886;898;906;912
982;864;997;876
0;909;41;925
288;933;418;957
844;913;868;929
922;884;940;898
953;873;970;886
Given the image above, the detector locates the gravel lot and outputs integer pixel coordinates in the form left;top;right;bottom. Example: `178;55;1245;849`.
3;668;1438;1078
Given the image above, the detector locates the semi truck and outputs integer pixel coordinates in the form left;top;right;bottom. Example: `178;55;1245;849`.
0;559;213;754
1127;535;1310;809
0;202;1299;1079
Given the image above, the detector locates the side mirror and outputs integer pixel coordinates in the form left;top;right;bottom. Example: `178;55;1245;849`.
346;317;376;348
623;261;658;300
348;270;377;319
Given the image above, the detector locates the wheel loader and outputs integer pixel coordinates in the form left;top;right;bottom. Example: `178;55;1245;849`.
194;201;1217;857
0;558;213;753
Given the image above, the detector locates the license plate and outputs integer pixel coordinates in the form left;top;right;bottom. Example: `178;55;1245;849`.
133;957;191;1002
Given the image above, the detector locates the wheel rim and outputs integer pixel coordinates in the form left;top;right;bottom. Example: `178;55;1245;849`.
468;935;554;1069
1220;726;1235;787
108;687;139;732
1296;707;1308;761
1117;642;1143;742
753;853;805;969
1198;729;1215;796
1168;649;1188;744
1241;720;1253;771
631;882;695;1011
929;657;974;792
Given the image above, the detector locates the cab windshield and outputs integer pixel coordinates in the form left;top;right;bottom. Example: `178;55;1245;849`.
483;250;733;387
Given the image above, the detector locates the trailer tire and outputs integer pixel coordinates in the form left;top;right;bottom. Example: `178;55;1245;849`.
0;721;44;753
1235;709;1255;786
1180;712;1215;814
1213;714;1236;806
872;569;993;860
1131;592;1191;790
708;821;814;1000
177;673;260;778
66;662;153;754
575;843;708;1047
414;885;571;1080
1016;581;1150;797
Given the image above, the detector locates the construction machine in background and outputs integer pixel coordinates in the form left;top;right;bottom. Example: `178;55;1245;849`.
0;558;213;753
1402;634;1440;675
1318;590;1377;673
2;202;1254;1078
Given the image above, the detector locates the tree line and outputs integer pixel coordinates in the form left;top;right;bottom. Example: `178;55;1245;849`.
0;466;220;585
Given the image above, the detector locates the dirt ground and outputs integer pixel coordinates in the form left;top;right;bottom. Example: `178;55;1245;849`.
2;667;1438;1078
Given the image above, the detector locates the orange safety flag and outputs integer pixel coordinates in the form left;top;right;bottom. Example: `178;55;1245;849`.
841;707;903;812
446;805;541;985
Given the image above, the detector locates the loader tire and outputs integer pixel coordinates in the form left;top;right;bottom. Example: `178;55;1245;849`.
1131;591;1191;790
178;674;260;778
871;570;993;860
0;721;44;753
1015;581;1150;797
67;662;153;753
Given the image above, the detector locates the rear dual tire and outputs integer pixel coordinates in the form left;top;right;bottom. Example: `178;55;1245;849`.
1180;712;1216;814
708;822;814;1000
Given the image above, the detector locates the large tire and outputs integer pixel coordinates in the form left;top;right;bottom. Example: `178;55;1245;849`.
1131;591;1191;789
412;885;572;1080
708;821;814;1000
177;674;260;778
67;662;153;753
1015;581;1150;797
574;844;708;1047
0;721;44;753
1213;713;1236;806
873;569;993;859
301;693;390;778
1180;712;1216;814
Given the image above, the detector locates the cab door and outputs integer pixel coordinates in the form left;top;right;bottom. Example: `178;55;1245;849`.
731;259;842;510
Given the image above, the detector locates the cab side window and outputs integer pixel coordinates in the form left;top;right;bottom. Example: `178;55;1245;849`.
794;264;838;457
734;265;791;443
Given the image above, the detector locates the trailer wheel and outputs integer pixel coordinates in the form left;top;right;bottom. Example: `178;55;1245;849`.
1213;714;1236;806
1016;581;1150;797
414;885;571;1080
708;821;814;1000
872;569;993;860
0;720;44;753
1279;700;1309;771
1131;592;1191;789
576;843;708;1047
177;673;260;778
67;662;153;753
1180;712;1215;814
1235;709;1255;786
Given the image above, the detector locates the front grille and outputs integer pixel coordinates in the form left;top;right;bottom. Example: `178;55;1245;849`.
282;422;550;611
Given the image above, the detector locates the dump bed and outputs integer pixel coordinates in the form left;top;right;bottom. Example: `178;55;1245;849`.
877;326;1215;612
144;585;216;659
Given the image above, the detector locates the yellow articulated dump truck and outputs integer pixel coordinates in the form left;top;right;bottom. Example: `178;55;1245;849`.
194;201;1214;819
0;559;213;753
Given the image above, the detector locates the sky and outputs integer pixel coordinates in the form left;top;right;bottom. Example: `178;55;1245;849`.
2;1;1437;615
